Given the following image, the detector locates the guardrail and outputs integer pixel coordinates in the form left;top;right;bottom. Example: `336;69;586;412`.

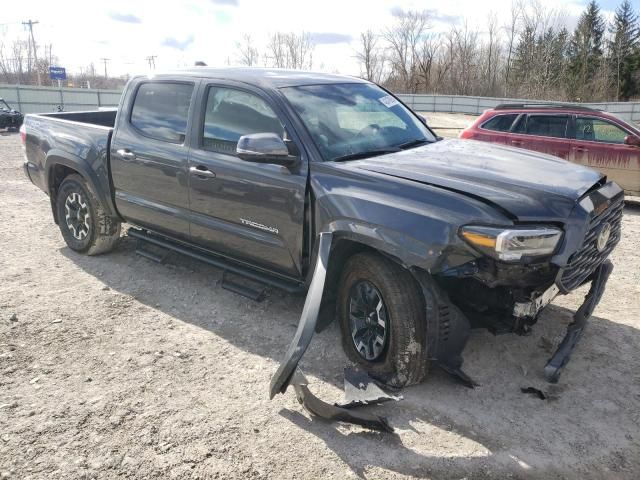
0;84;122;114
397;94;640;124
1;84;638;124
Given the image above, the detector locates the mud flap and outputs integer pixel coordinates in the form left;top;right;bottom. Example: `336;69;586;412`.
269;232;332;399
412;269;477;388
544;260;613;383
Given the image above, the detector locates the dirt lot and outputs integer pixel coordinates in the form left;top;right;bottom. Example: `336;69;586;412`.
1;128;639;480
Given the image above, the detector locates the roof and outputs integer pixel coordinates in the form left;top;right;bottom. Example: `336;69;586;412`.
151;67;369;89
494;103;601;113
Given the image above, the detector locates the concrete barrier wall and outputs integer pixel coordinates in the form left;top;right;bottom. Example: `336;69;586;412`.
397;94;640;124
0;84;123;114
1;84;639;124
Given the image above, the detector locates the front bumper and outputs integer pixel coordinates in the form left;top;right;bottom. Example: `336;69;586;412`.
544;259;613;382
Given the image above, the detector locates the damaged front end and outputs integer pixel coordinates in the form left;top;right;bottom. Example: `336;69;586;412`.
270;183;622;429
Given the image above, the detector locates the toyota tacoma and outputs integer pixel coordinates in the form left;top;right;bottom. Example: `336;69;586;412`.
22;69;623;396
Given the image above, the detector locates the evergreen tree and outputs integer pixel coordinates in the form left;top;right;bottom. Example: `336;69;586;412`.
609;0;640;99
568;0;606;100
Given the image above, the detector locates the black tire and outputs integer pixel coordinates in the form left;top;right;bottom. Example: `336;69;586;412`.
337;252;428;387
55;174;121;255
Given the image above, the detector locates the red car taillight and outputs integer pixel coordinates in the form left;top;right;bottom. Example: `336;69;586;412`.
19;123;26;147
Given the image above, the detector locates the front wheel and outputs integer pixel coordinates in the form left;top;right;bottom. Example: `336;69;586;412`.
55;174;121;255
337;252;428;387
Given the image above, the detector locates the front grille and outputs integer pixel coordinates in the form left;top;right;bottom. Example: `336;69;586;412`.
559;195;623;291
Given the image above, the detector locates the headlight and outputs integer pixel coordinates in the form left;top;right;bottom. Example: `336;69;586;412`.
460;226;563;261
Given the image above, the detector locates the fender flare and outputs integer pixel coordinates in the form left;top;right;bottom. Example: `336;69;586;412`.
44;150;118;222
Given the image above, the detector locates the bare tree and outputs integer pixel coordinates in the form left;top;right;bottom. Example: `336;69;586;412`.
355;30;385;82
266;32;288;68
236;34;260;67
383;9;430;93
503;1;522;94
285;32;314;69
266;32;314;70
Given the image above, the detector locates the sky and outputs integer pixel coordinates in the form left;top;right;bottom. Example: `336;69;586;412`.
1;0;620;79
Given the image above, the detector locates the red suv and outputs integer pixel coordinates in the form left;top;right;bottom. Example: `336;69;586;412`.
460;104;640;196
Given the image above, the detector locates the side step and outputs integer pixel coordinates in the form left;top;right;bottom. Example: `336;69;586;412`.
127;228;305;296
135;238;171;264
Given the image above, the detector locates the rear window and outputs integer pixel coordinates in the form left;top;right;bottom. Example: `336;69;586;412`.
576;117;628;144
130;82;194;143
525;115;568;138
481;114;518;132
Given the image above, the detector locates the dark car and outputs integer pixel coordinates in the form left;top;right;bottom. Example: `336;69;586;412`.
21;70;622;395
0;98;24;130
459;104;640;196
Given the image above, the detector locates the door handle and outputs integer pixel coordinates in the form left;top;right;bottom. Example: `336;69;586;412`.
189;166;216;178
574;146;589;153
116;149;136;161
511;139;523;146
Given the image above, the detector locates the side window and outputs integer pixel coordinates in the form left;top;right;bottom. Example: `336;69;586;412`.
576;117;628;144
130;82;194;143
525;115;568;138
481;114;518;132
202;87;283;155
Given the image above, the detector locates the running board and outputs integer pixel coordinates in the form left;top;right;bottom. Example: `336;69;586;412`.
127;228;305;295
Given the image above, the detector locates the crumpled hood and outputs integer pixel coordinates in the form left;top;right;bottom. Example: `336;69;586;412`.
349;139;604;221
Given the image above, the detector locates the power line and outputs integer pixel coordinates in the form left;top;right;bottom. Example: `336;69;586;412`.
100;57;110;78
22;19;41;85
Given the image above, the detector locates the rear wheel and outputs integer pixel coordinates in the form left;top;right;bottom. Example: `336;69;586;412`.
337;252;428;387
55;174;121;255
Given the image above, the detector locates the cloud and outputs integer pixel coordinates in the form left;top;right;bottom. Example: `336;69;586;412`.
162;35;195;51
108;12;142;24
390;6;405;17
214;10;232;23
211;0;238;5
310;32;353;44
390;6;460;24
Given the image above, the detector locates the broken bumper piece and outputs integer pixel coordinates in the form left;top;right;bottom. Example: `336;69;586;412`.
269;233;396;432
544;260;613;383
291;370;394;433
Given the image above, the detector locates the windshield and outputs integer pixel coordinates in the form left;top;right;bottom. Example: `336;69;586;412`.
281;83;435;162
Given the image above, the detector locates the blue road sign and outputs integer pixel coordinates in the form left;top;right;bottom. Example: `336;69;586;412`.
49;66;67;81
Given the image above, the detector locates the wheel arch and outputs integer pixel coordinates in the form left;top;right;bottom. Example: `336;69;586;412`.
317;230;423;332
45;151;116;224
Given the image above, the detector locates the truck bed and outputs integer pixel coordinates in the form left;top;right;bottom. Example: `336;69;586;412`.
23;109;118;219
35;109;117;128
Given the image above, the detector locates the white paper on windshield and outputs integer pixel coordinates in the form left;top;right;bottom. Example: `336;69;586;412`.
379;95;399;108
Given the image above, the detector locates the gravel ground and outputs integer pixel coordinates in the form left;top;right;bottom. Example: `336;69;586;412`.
1;129;639;479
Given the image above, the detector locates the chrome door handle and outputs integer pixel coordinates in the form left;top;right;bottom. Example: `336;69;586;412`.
511;140;523;146
116;149;136;161
574;147;589;153
189;166;216;178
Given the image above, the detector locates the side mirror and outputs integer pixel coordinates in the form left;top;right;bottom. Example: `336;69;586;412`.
624;134;640;147
236;133;299;167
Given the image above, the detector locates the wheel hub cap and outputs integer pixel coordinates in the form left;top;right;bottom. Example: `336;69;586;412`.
348;280;388;361
64;192;90;240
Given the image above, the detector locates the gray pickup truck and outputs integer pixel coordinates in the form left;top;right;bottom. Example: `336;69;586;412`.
22;68;622;395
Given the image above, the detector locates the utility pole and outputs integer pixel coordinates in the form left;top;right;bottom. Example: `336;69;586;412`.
100;58;110;78
22;19;41;85
145;55;157;70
